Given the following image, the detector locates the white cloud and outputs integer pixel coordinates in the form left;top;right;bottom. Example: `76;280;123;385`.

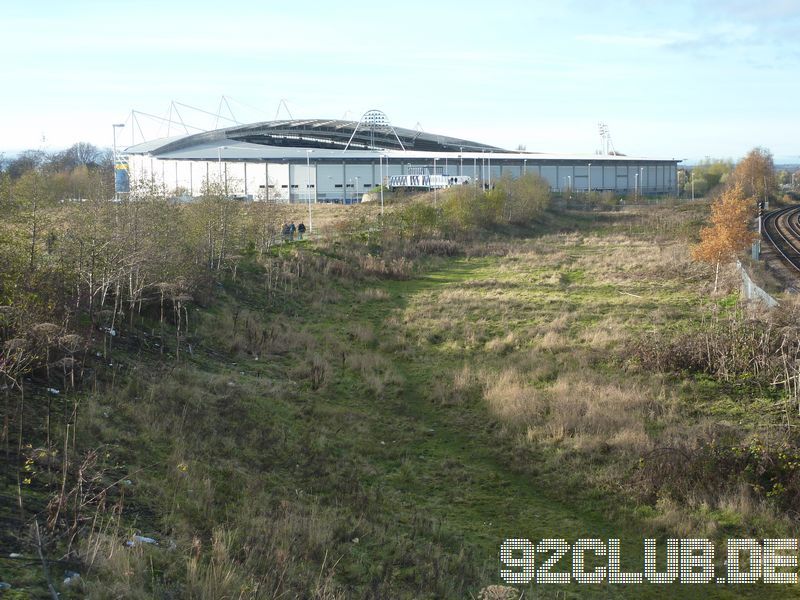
575;33;692;48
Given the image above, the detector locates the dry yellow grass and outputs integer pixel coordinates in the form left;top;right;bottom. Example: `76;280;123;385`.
579;316;629;349
483;369;654;455
484;331;517;354
357;287;390;302
537;330;568;351
483;369;546;423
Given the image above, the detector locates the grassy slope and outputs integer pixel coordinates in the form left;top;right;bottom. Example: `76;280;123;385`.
4;205;798;598
310;254;789;599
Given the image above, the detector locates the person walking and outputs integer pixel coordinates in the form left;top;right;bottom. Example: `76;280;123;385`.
289;222;296;241
297;222;306;240
281;222;290;242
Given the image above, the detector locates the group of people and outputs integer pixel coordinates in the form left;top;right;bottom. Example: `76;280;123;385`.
282;221;306;241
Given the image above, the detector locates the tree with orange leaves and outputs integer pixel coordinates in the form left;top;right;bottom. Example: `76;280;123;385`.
691;181;756;292
729;147;777;203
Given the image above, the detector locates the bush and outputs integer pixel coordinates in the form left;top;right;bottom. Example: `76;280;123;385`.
494;173;550;225
441;185;501;233
626;310;800;386
391;201;439;240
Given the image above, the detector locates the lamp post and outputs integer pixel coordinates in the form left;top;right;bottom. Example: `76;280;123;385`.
588;162;592;193
305;149;314;232
380;154;386;216
112;123;125;200
217;145;230;195
459;147;463;176
634;172;638;200
488;152;492;189
433;158;438;205
355;176;360;202
640;167;645;196
523;158;527;176
691;170;695;201
474;157;478;198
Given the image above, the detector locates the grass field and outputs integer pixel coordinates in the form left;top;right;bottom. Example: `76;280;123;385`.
4;203;800;598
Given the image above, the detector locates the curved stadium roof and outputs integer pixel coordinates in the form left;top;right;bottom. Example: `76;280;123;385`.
127;118;506;156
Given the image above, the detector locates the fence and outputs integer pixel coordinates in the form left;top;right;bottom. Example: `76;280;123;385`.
737;260;779;307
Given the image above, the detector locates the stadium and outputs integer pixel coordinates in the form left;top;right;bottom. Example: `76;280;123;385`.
121;110;680;202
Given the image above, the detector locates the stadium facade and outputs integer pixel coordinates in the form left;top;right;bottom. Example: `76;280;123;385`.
122;115;680;202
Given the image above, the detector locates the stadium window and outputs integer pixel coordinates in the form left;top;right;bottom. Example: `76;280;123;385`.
268;185;275;188
281;185;288;188
364;184;371;188
334;184;343;188
291;185;299;188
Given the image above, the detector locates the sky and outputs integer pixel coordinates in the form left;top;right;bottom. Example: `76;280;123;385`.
1;0;799;162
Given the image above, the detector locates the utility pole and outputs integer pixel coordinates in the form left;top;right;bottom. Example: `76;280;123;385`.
112;123;125;200
306;149;314;232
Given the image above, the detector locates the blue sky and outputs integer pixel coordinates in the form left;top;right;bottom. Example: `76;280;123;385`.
1;0;799;161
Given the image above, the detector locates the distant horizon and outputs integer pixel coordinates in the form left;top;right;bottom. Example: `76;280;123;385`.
1;140;797;169
1;1;798;161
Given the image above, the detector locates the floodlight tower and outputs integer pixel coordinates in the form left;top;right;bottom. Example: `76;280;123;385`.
598;122;617;155
343;109;405;152
598;123;605;155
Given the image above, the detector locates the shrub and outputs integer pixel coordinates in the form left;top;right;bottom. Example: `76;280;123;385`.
391;201;439;240
494;173;551;225
441;185;501;233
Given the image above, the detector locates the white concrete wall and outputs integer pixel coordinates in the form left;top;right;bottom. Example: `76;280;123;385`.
128;156;679;200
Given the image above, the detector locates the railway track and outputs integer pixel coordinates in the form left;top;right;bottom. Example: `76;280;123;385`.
762;205;800;274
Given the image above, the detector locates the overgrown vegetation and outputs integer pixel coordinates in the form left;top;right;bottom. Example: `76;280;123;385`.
2;152;800;599
691;147;778;293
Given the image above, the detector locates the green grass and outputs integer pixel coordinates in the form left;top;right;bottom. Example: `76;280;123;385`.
270;241;790;598
4;206;800;598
